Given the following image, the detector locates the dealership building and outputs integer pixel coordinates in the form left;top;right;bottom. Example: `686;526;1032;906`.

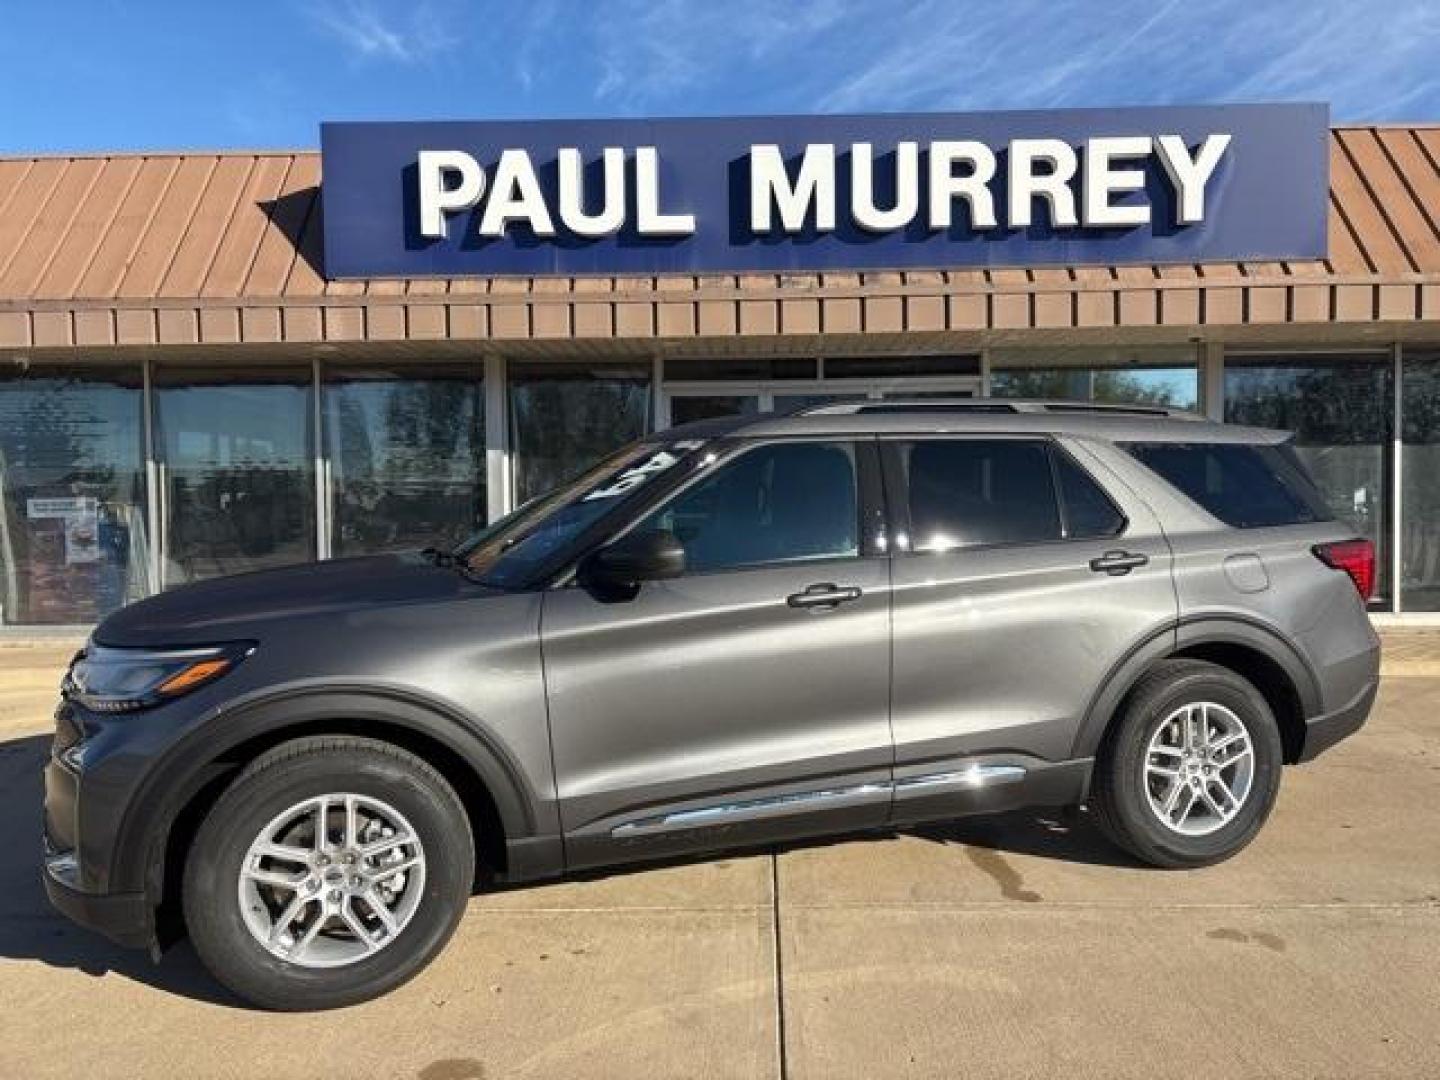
1;104;1439;628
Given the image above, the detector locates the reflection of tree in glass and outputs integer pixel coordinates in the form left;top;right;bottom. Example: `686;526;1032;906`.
1402;358;1440;607
991;368;1185;406
0;376;137;622
1225;362;1391;598
1224;365;1391;446
171;463;313;582
376;381;485;549
328;378;487;555
512;371;650;503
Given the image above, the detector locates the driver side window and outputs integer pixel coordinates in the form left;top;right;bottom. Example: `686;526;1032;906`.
638;441;860;574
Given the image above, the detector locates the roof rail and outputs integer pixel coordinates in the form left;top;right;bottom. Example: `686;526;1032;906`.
797;397;1203;419
1033;401;1202;419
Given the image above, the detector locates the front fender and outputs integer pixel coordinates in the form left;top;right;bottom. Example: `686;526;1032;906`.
111;682;547;898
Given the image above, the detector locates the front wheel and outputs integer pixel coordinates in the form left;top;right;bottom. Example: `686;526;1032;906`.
1090;660;1283;869
183;736;475;1010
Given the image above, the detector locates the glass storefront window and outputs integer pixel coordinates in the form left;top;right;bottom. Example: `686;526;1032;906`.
325;366;486;556
1224;354;1393;606
0;365;149;624
153;367;315;587
666;357;817;381
1402;350;1440;611
771;392;869;411
990;346;1199;410
669;394;760;426
826;355;980;378
509;361;651;505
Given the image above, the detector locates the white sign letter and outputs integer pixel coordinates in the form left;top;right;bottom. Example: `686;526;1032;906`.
417;150;484;239
478;149;555;238
557;147;626;238
928;140;997;231
635;147;695;237
1008;139;1079;229
1156;133;1231;225
1082;136;1153;227
750;144;836;233
851;142;920;233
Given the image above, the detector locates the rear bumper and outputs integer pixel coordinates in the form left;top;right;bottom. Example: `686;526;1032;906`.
43;850;153;950
1298;677;1379;763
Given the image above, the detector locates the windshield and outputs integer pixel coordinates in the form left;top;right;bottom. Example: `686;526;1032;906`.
456;438;707;587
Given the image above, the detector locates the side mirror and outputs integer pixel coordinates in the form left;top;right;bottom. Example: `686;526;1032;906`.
579;529;685;598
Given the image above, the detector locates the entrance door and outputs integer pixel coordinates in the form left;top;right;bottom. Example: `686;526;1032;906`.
541;438;893;870
152;367;316;587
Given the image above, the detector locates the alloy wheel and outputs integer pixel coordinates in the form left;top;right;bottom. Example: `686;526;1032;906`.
1142;702;1255;837
237;793;427;968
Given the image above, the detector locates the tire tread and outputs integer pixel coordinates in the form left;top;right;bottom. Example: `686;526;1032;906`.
182;734;474;1010
1090;659;1280;869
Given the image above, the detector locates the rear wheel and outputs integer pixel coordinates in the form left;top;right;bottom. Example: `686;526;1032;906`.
1091;660;1283;868
183;736;474;1010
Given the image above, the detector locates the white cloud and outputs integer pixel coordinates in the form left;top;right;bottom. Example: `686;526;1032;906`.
304;0;456;65
557;0;1440;121
813;0;1440;119
588;0;856;110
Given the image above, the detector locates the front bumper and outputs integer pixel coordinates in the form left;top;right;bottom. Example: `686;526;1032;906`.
1298;677;1379;762
42;698;158;951
43;847;153;950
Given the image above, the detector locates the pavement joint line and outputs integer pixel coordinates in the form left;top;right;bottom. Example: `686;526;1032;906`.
770;848;789;1080
470;905;772;914
466;900;1440;914
780;899;1440;912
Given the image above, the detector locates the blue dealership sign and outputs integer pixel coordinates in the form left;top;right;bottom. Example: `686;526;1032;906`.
320;103;1328;279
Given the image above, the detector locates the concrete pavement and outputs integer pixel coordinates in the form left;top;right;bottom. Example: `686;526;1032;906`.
0;644;1436;1078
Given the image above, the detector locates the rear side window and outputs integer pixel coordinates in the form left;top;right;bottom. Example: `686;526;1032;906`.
899;439;1061;550
897;439;1126;551
1124;441;1335;528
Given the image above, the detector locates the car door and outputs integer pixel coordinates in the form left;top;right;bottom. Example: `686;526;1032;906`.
541;437;894;870
883;434;1177;823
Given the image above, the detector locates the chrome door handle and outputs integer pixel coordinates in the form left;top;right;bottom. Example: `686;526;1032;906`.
1089;550;1149;575
786;582;864;609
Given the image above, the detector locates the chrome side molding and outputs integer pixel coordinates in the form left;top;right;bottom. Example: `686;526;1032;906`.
611;764;1028;837
613;781;890;837
894;764;1028;791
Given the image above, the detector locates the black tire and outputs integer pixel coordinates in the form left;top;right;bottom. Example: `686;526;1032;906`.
1090;659;1283;869
183;736;475;1011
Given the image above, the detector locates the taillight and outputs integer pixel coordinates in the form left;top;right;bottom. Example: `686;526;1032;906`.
1313;539;1375;602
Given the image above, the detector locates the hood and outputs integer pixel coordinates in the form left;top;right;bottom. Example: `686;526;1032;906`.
94;553;496;648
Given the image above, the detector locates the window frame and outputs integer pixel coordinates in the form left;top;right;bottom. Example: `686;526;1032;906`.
878;433;1129;556
562;435;886;584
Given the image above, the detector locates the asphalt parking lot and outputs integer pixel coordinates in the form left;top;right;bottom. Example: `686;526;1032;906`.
2;640;1437;1079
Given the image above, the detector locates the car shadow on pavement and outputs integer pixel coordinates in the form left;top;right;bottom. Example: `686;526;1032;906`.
907;806;1145;870
0;733;241;1007
518;805;1143;900
2;724;1138;1004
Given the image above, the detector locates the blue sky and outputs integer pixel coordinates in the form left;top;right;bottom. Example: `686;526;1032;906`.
3;0;1438;152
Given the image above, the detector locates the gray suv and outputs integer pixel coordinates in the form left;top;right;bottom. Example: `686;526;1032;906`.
43;400;1380;1009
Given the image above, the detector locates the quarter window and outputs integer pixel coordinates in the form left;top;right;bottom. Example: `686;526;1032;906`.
1124;442;1334;529
638;441;859;573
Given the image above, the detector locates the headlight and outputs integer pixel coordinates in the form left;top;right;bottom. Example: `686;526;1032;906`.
64;642;253;713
